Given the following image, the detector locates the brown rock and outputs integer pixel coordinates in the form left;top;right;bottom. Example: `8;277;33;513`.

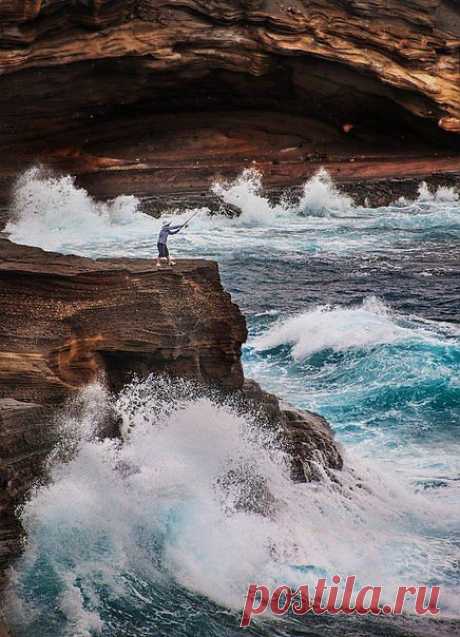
0;236;343;588
0;0;457;134
0;0;458;204
239;379;343;482
0;236;246;573
0;236;247;401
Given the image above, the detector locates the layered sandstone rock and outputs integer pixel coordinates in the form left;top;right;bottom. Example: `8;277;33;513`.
0;0;458;131
0;236;247;400
0;236;246;571
0;236;342;577
0;1;458;202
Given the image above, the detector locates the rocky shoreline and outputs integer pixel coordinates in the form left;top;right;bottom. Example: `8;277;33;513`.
0;0;459;632
0;236;342;617
0;0;458;215
137;170;460;217
2;162;458;229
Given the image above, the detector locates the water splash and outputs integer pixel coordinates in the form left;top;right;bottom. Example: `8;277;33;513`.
244;299;460;510
211;168;289;225
2;165;459;636
211;167;355;224
416;181;459;204
4;166;460;260
5;166;152;251
4;377;460;636
251;297;457;360
298;168;355;216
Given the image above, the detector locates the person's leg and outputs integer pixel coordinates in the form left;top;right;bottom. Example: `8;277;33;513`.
165;245;174;266
157;243;164;267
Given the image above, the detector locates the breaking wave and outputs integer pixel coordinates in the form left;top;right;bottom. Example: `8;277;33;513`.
298;168;355;215
4;378;460;637
3;167;460;259
5;166;153;251
211;167;354;223
251;297;458;360
2;165;460;636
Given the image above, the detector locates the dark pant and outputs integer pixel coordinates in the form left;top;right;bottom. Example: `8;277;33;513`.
157;242;169;258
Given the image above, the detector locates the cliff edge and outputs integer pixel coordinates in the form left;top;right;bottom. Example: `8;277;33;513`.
0;236;342;580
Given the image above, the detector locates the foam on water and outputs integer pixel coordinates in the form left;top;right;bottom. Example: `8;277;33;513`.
4;378;460;637
3;166;460;260
251;296;458;360
211;167;355;221
298;167;355;216
211;168;289;225
5;166;155;252
245;298;460;500
416;181;459;204
2;166;460;635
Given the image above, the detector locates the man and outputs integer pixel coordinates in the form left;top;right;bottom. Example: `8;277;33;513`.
157;220;185;267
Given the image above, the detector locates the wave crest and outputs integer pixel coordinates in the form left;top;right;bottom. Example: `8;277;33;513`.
251;297;448;360
5;166;151;251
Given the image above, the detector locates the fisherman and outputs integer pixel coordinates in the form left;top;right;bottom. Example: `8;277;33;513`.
157;220;185;267
156;211;201;267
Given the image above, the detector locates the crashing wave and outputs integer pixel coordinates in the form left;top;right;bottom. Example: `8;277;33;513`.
5;377;459;636
251;296;456;360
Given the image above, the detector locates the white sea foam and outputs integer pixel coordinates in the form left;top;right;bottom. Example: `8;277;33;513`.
298;167;355;216
416;181;459;204
4;166;460;261
251;297;451;360
211;167;355;224
5;377;460;635
211;167;289;226
5;166;157;251
3;167;460;634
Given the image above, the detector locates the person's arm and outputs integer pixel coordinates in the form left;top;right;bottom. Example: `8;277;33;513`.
168;224;185;235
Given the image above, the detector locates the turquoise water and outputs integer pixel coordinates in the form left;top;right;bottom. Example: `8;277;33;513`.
3;167;460;636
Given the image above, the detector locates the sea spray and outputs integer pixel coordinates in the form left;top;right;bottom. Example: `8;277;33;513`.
211;167;288;225
6;166;148;251
244;298;460;513
298;167;355;216
250;296;457;360
4;167;460;259
416;181;459;204
2;164;460;636
211;167;355;223
4;377;460;636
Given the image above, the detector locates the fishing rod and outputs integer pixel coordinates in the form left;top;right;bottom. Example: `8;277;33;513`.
183;210;201;227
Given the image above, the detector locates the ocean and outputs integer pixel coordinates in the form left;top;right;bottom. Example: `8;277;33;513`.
3;166;460;637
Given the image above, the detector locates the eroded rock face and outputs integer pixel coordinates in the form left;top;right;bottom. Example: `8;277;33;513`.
0;236;246;570
0;399;55;571
0;237;247;399
0;0;458;202
0;0;458;131
0;236;342;577
240;379;343;483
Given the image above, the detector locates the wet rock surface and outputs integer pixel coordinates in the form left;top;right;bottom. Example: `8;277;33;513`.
0;236;342;582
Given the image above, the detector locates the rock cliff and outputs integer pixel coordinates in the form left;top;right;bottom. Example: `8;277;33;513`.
0;236;342;579
0;0;458;202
